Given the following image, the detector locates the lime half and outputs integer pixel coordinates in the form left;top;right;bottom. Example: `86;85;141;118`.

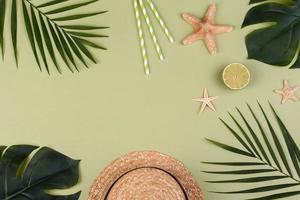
223;63;250;90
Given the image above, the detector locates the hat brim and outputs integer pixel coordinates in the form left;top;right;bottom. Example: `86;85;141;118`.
88;151;204;200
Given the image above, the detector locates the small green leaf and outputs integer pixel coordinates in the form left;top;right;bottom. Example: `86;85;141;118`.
22;1;41;71
0;0;6;58
11;0;17;64
206;176;287;183
61;25;109;30
247;191;300;200
37;0;70;8
38;12;60;73
206;139;254;157
45;0;97;15
30;6;49;73
202;161;265;166
213;183;299;194
203;169;275;175
53;11;107;21
258;102;292;176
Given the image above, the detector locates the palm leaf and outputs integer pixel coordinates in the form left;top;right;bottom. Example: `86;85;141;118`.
0;0;108;74
204;102;300;200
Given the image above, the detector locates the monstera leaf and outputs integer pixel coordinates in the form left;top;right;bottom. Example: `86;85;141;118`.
0;0;108;74
204;102;300;200
242;0;300;68
0;145;81;200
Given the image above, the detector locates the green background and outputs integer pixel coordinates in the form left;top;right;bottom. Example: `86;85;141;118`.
1;0;300;199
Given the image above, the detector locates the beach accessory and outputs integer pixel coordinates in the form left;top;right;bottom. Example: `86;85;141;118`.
222;63;250;90
133;0;174;75
275;80;299;104
88;151;203;200
193;88;218;113
0;145;81;200
204;102;300;200
182;4;233;54
243;0;300;68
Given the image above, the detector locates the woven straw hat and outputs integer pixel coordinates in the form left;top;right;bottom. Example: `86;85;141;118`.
88;151;204;200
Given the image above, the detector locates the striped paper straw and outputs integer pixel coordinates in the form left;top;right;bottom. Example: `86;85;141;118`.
146;0;174;43
138;0;164;60
134;0;150;75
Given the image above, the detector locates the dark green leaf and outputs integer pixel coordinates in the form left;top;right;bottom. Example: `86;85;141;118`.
242;1;300;68
67;31;108;38
220;118;253;154
206;139;254;157
229;112;259;158
213;183;299;194
0;0;6;58
45;0;97;15
30;6;49;73
11;0;17;64
55;27;78;72
270;103;300;178
202;161;265;166
61;25;109;30
64;32;88;68
37;0;70;8
203;168;275;175
0;146;6;157
39;13;60;74
53;11;107;21
258;102;292;176
0;145;81;200
22;1;41;71
72;37;96;63
247;191;300;200
72;36;107;50
206;176;287;183
247;103;279;168
47;21;73;72
237;107;270;163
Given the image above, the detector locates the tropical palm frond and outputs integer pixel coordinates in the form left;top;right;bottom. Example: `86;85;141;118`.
0;0;108;74
204;102;300;200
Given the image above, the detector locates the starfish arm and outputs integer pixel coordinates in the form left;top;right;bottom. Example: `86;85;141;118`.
281;97;287;104
199;102;207;113
207;102;216;112
204;34;217;54
182;33;203;45
283;80;289;88
203;88;209;98
182;13;202;30
208;96;219;101
274;89;284;95
291;86;300;92
211;25;234;35
291;96;299;102
204;4;217;23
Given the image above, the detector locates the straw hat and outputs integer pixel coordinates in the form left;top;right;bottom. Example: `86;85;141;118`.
88;151;204;200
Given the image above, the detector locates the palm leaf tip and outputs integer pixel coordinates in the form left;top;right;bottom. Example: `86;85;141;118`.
204;102;300;199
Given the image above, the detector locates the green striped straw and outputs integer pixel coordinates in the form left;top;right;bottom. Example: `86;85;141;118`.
145;0;174;43
138;0;164;61
133;0;150;75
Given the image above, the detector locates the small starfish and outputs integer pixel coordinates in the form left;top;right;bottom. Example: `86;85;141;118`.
181;4;234;54
275;80;300;104
193;88;218;113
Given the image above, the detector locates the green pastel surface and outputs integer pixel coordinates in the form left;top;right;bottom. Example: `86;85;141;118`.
0;0;300;199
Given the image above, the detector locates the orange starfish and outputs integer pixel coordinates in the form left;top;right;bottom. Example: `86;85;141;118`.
182;4;234;54
275;80;300;104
